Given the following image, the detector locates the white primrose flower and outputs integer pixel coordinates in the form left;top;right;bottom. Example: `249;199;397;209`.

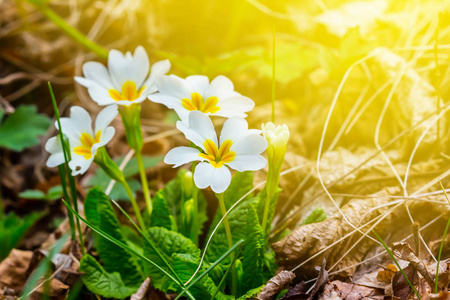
165;111;268;193
149;74;255;122
45;105;118;175
75;46;170;106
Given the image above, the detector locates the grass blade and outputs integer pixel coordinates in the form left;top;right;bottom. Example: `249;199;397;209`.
436;181;450;293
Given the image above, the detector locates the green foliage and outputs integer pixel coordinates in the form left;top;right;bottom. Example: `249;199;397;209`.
242;206;265;292
19;186;63;201
161;169;207;240
172;252;232;300
149;190;174;230
236;285;265;300
79;254;136;299
0;212;44;260
84;187;144;287
0;105;51;151
87;156;162;201
257;188;282;238
143;226;198;291
301;208;327;225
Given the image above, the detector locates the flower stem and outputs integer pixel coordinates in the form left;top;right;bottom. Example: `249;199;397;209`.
121;179;146;231
30;3;108;59
136;151;153;216
261;164;279;236
216;192;237;297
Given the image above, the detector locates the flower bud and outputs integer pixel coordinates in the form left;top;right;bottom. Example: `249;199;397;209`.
262;122;289;168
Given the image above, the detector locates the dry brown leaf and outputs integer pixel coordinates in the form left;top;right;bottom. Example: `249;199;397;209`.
272;189;397;279
0;249;33;293
376;264;397;283
318;280;384;300
257;270;296;300
391;264;417;300
429;289;450;300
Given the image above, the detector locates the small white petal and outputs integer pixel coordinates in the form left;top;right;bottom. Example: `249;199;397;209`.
185;75;209;95
144;59;171;88
45;136;65;167
148;93;181;109
205;75;234;98
176;121;206;150
84;83;117;106
226;155;267;172
187;111;218;145
74;76;93;88
164;147;203;168
130;46;150;88
194;162;231;193
95;105;118;133
215;96;255;118
69;155;93;176
231;133;268;155
81;61;114;89
68;106;93;136
156;75;191;99
220;117;248;145
98;127;115;147
108;49;128;88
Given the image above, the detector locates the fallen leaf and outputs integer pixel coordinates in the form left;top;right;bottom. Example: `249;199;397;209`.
131;278;151;300
376;264;397;283
0;249;33;293
257;270;296;300
391;264;417;300
280;282;308;300
318;281;384;300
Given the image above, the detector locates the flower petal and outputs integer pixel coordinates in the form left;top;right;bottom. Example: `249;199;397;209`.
98;127;115;147
45;136;65;167
226;155;267;172
81;61;114;89
95;105;118;133
164;147;203;168
84;83;117;106
185;75;209;95
194;162;231;193
215;96;255;118
231;133;268;155
205;75;234;98
144;59;171;88
68;155;93;176
148;93;181;109
176;111;218;149
219;117;248;145
108;46;149;89
156;75;190;99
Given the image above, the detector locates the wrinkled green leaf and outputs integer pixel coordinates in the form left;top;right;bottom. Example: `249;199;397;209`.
85;187;144;287
242;206;265;292
237;285;265;300
0;105;51;151
143;226;198;291
79;254;136;299
150;190;173;230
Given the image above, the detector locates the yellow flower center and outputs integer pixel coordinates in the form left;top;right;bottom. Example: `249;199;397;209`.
73;132;101;159
199;139;235;168
181;92;220;114
109;81;145;101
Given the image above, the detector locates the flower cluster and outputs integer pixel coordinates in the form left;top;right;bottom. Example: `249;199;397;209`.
46;45;272;194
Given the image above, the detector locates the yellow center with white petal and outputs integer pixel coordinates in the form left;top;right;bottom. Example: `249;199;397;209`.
109;81;145;101
181;92;220;114
73;132;101;159
199;139;235;168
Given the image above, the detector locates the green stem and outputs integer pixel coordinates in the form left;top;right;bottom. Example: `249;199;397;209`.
216;192;237;297
271;24;276;123
121;180;146;231
48;83;85;255
136;151;153;216
58;165;76;241
261;164;279;235
31;3;108;59
372;230;421;299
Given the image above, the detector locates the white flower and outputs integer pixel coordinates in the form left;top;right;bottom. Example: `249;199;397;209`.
164;111;267;193
149;75;255;122
75;46;170;106
45;105;118;175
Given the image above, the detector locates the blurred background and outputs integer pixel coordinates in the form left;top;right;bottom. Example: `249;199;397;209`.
1;0;450;281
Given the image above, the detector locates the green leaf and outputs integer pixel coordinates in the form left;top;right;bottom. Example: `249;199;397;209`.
143;227;198;291
172;252;232;300
79;254;136;299
86;156;162;201
0;212;44;260
301;208;327;225
0;108;4;123
84;187;102;227
0;105;51;151
242;206;265;292
236;285;265;300
85;187;144;287
19;190;46;199
150;190;173;230
224;171;255;208
47;185;63;200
